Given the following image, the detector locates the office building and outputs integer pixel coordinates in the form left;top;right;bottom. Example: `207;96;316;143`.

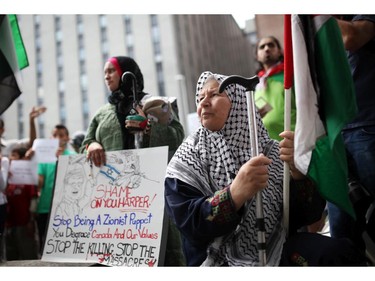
2;14;255;141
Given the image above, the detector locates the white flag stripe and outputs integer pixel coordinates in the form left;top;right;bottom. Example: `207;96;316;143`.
292;15;325;175
313;15;330;31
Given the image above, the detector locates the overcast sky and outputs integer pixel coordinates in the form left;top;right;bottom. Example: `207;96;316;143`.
232;14;255;29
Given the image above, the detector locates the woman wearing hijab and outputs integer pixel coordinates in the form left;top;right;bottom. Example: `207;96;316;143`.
164;71;366;266
81;56;184;165
81;56;185;266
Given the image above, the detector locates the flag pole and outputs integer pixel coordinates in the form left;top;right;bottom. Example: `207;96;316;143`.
283;92;291;237
283;14;293;237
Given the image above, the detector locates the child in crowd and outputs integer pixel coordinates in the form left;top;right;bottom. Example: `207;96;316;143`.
5;145;39;260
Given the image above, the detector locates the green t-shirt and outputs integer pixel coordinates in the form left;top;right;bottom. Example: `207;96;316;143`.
255;72;296;141
36;149;76;214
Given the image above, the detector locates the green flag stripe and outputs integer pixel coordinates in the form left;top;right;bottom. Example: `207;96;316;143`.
309;136;355;218
307;16;356;218
8;14;29;70
314;17;357;145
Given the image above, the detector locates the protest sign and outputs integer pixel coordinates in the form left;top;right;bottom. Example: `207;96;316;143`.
8;159;38;185
41;146;168;267
32;138;59;163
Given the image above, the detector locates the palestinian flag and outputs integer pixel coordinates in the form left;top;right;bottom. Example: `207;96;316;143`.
0;14;29;115
290;15;357;217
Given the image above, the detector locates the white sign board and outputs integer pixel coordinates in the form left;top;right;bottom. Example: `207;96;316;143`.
8;159;38;185
32;138;59;163
41;146;168;267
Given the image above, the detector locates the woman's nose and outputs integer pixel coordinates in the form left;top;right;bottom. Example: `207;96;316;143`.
201;96;210;106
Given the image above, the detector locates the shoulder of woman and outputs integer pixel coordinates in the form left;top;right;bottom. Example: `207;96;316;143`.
104;103;116;110
94;103;116;115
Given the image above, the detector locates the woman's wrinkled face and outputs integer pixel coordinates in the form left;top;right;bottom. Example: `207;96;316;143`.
104;61;121;92
197;79;232;131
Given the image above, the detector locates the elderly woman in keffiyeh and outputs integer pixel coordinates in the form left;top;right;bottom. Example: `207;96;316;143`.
164;71;366;266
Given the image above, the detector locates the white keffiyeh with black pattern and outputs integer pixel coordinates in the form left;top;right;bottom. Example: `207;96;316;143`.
166;71;285;266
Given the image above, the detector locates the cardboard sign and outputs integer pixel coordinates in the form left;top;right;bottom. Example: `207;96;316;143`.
41;146;168;267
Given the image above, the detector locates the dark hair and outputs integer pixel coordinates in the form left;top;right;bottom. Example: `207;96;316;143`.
55;124;69;136
255;36;284;73
71;131;85;148
113;56;144;94
11;144;28;159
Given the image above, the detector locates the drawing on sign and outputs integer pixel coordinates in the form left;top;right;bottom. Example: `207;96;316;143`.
54;155;96;218
42;147;168;267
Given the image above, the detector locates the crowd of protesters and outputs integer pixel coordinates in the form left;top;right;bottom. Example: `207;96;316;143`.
0;14;374;267
0;108;84;262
